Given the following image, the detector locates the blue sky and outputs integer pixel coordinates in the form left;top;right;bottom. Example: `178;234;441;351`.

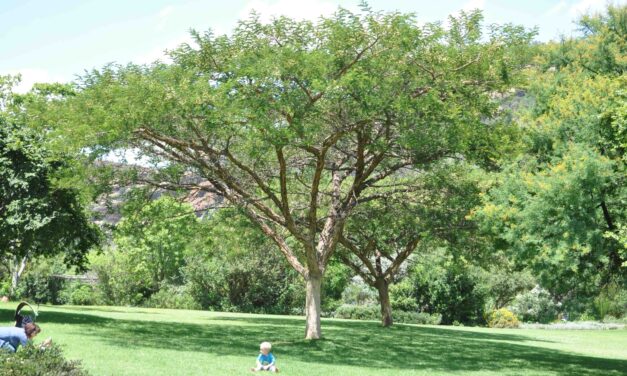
0;0;619;92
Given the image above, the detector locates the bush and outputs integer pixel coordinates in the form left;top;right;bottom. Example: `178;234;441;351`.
321;261;352;314
595;283;626;320
333;304;380;320
15;258;67;305
390;280;419;312
511;286;558;323
578;312;597;321
488;308;520;328
0;344;89;375
393;311;442;325
340;280;378;306
184;251;305;314
145;284;200;310
60;283;99;306
90;250;153;306
333;304;442;325
0;281;11;297
412;265;487;325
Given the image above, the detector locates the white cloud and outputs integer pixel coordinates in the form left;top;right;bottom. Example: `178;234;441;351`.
569;0;606;16
239;0;338;23
461;0;486;12
543;0;568;17
1;69;68;94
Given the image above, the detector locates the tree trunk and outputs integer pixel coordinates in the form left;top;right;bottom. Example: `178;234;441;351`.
375;278;393;327
10;256;28;298
600;201;623;274
304;274;322;339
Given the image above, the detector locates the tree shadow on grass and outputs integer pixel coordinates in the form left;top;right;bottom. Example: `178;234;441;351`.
1;307;625;375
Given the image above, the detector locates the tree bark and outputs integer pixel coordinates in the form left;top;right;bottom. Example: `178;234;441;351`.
304;274;322;339
375;278;393;327
10;256;28;297
600;200;623;274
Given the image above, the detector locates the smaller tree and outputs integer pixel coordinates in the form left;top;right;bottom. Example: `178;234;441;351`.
113;196;201;293
0;119;100;296
338;164;485;326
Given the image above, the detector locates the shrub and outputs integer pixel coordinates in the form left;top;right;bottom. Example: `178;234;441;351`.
0;344;89;375
0;281;11;297
390;280;419;312
60;283;99;306
333;304;380;320
340;280;378;306
413;266;487;325
16;272;66;305
393;311;442;325
90;250;153;306
594;293;612;320
488;308;520;328
333;304;442;325
14;257;68;304
321;262;352;314
511;286;558;323
595;283;626;320
69;284;96;306
184;251;305;314
145;284;200;310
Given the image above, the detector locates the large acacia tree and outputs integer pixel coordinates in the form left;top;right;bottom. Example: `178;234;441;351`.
41;8;532;338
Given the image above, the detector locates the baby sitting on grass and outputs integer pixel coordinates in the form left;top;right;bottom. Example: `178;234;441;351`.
251;341;278;372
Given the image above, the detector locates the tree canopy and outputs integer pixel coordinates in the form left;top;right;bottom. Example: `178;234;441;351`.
24;7;534;338
474;5;626;301
0;117;101;294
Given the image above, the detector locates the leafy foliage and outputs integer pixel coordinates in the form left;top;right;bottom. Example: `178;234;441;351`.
26;7;534;338
487;308;520;328
183;209;308;314
145;284;200;310
510;287;559;324
333;304;441;324
114;196;200;288
14;257;68;305
474;5;626;303
0;119;101;275
0;344;89;376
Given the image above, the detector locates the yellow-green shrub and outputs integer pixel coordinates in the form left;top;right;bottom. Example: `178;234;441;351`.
488;308;520;328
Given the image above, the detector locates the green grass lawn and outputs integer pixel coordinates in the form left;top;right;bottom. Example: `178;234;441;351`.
1;303;626;375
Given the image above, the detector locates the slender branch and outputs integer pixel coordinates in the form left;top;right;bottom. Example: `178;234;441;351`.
339;236;378;277
337;252;375;285
243;206;306;276
223;147;283;210
335;36;381;79
276;146;307;243
383;237;420;281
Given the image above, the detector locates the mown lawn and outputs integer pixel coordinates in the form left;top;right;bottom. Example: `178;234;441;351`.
1;303;626;375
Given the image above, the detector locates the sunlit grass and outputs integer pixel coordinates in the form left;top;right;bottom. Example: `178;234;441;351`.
1;303;625;375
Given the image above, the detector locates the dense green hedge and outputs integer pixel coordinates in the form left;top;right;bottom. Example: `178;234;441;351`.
334;305;442;325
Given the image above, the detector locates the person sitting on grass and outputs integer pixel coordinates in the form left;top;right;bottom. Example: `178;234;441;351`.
251;341;278;372
0;323;51;352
